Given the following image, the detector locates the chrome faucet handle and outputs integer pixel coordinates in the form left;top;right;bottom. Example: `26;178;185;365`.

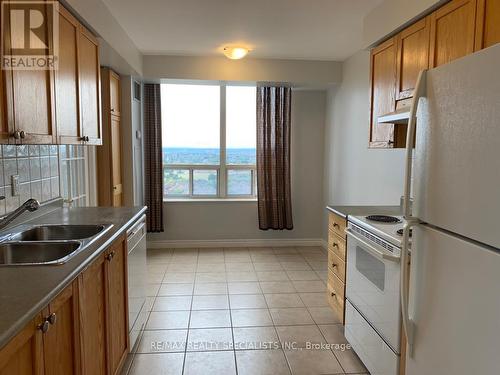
23;199;40;212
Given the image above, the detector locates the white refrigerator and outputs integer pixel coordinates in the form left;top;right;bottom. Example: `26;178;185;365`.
401;43;500;375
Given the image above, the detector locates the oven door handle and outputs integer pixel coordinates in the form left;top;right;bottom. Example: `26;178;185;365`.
345;228;400;263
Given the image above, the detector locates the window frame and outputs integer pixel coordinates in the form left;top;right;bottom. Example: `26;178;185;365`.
163;83;257;200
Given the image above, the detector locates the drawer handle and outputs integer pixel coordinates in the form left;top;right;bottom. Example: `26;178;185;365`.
333;223;340;229
38;320;50;333
333;243;339;248
331;263;337;268
331;292;336;297
47;313;57;325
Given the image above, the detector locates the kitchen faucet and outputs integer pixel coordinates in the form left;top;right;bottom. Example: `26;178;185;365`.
0;198;40;230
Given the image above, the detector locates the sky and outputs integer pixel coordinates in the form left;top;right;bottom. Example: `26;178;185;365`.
161;84;256;149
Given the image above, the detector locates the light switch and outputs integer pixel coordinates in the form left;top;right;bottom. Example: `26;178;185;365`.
11;175;19;197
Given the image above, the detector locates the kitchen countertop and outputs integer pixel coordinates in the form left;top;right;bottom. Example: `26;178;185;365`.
326;205;402;219
0;205;147;350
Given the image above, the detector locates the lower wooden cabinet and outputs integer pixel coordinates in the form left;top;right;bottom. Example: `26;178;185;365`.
105;238;129;375
327;212;348;324
79;253;108;375
0;281;80;375
0;314;44;375
0;235;129;375
42;283;81;375
80;235;129;375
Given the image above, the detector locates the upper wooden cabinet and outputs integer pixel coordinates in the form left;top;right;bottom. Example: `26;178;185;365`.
56;6;81;144
98;68;123;207
369;0;499;148
1;2;100;145
429;0;477;68
79;27;102;145
475;0;500;50
109;72;121;116
396;17;430;101
369;38;397;148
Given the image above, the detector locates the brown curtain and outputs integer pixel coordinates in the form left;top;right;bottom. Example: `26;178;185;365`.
143;83;164;232
256;86;293;230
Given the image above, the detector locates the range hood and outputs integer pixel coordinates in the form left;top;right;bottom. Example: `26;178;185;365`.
377;107;410;124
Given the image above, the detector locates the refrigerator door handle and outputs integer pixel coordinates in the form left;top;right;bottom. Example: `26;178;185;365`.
403;70;427;219
401;219;419;357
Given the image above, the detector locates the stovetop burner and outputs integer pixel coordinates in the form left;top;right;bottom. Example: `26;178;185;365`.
397;228;412;237
365;215;402;223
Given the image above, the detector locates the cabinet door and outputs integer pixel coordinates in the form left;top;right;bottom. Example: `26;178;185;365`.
109;72;121;117
429;0;477;68
111;116;123;207
55;6;82;144
396;17;430;100
369;37;397;148
78;254;107;375
105;238;129;375
79;27;102;145
474;0;500;50
0;315;45;375
3;0;56;144
43;282;80;375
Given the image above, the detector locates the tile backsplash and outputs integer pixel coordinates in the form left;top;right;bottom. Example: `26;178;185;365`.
0;145;60;215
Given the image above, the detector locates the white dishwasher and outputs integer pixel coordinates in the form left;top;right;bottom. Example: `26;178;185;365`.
127;215;147;350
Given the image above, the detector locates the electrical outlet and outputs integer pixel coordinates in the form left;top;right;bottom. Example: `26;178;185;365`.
11;175;19;197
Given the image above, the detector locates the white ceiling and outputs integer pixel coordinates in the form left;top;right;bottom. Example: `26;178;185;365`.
101;0;383;61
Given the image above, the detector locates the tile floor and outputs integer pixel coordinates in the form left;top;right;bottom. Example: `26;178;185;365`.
123;246;369;375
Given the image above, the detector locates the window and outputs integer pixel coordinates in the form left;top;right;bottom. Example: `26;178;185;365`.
162;83;256;199
59;145;89;207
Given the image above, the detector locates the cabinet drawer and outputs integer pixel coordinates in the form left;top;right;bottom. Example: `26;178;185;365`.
327;273;345;324
329;213;346;238
328;249;346;282
328;230;346;260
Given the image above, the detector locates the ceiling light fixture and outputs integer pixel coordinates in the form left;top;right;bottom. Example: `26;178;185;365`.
223;46;249;60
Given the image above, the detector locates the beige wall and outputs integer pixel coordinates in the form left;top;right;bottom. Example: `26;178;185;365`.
143;55;341;86
148;90;326;246
322;50;406;239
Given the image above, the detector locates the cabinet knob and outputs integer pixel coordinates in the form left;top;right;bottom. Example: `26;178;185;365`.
331;292;336;297
332;263;337;268
333;243;339;248
19;131;26;139
38;320;50;333
105;251;115;261
12;131;21;139
333;223;340;229
47;313;57;325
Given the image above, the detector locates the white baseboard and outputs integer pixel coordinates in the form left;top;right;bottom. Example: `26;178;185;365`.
320;239;328;250
147;238;325;249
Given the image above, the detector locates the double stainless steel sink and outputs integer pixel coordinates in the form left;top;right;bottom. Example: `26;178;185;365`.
0;224;112;266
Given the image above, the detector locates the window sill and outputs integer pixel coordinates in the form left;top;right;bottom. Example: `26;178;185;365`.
163;198;257;203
